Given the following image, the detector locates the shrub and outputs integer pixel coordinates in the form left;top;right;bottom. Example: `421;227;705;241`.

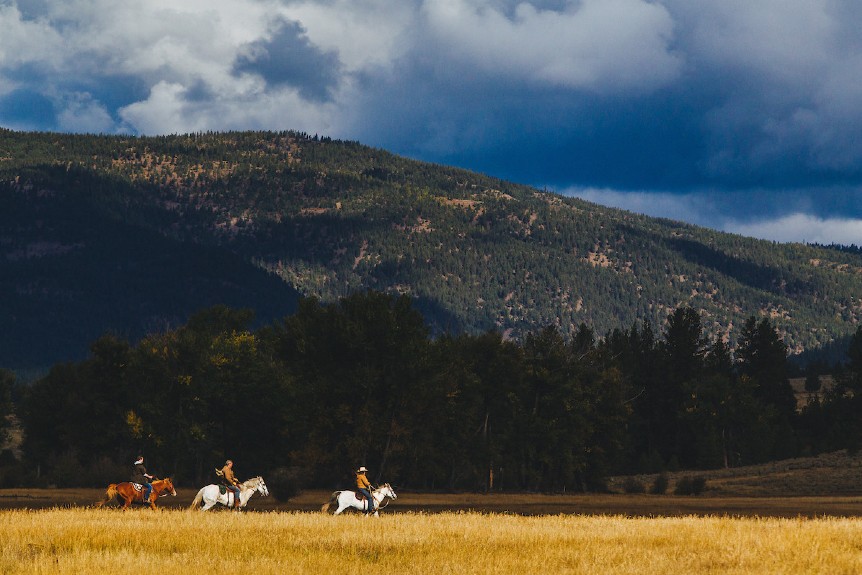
0;450;26;488
673;475;707;496
585;475;610;493
267;466;306;501
650;473;669;495
622;477;646;494
42;452;127;487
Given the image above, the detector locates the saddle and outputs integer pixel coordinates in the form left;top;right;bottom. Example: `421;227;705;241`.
219;485;238;496
354;491;366;502
217;486;239;507
131;483;144;491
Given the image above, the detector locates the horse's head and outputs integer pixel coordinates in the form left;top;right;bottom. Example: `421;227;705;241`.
255;476;269;497
242;476;269;496
378;482;397;500
159;477;177;497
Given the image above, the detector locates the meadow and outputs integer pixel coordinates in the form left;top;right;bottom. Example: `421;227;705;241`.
2;507;861;574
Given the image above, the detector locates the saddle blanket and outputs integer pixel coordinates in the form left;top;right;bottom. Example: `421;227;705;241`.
131;483;144;491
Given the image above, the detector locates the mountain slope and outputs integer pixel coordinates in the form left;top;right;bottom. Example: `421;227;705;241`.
2;129;861;370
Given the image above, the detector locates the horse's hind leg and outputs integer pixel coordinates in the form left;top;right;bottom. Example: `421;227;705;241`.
201;499;217;511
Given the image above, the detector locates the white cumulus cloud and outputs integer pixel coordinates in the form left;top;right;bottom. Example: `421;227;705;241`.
564;186;862;245
421;0;681;91
725;214;862;246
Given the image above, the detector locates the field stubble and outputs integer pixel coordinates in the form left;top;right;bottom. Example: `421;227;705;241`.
4;450;862;573
2;508;862;575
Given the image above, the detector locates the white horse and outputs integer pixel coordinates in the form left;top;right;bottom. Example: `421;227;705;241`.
321;483;397;516
189;475;269;511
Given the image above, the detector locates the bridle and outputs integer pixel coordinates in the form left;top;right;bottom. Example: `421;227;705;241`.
373;485;395;509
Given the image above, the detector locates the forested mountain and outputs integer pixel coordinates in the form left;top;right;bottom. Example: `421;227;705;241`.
2;129;861;370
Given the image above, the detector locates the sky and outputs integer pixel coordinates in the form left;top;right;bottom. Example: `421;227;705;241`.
2;0;862;245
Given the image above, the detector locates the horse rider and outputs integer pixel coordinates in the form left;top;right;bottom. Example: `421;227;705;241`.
355;466;375;515
131;455;154;504
216;459;242;508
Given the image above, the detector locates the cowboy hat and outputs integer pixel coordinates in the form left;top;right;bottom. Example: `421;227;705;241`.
357;466;368;473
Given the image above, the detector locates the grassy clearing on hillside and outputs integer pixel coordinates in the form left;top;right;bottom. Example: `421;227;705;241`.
2;509;861;575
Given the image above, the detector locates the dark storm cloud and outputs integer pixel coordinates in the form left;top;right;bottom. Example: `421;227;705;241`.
345;0;862;195
234;18;341;102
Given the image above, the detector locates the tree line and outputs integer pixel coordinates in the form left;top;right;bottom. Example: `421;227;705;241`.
2;291;861;491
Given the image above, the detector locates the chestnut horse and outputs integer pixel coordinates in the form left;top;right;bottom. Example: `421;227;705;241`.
96;477;176;510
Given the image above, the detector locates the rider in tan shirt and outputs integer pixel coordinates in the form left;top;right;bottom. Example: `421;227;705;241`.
219;460;241;508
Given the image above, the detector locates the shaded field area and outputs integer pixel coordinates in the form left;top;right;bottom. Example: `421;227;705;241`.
3;488;862;518
4;508;862;574
606;450;862;498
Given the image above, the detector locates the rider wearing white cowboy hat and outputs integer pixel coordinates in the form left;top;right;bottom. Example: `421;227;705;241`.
355;466;374;514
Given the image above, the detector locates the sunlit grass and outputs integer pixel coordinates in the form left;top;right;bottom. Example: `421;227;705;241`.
2;508;861;574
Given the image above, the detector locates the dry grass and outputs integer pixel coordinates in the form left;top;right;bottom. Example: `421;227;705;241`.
2;508;862;574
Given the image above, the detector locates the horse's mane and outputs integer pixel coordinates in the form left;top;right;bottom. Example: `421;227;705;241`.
240;475;262;488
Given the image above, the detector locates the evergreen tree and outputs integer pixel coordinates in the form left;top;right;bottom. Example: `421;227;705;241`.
735;317;798;461
657;307;708;467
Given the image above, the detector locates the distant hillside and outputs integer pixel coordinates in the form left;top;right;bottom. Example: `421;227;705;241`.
2;129;861;370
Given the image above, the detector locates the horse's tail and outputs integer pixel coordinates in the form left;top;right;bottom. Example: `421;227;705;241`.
96;483;118;508
189;487;206;510
320;491;339;514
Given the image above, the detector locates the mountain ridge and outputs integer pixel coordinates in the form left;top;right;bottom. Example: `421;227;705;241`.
2;129;861;370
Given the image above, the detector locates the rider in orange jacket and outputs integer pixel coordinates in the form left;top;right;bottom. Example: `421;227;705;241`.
355;466;374;514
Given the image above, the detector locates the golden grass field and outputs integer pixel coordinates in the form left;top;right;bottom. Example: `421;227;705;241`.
2;507;862;574
4;450;862;574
